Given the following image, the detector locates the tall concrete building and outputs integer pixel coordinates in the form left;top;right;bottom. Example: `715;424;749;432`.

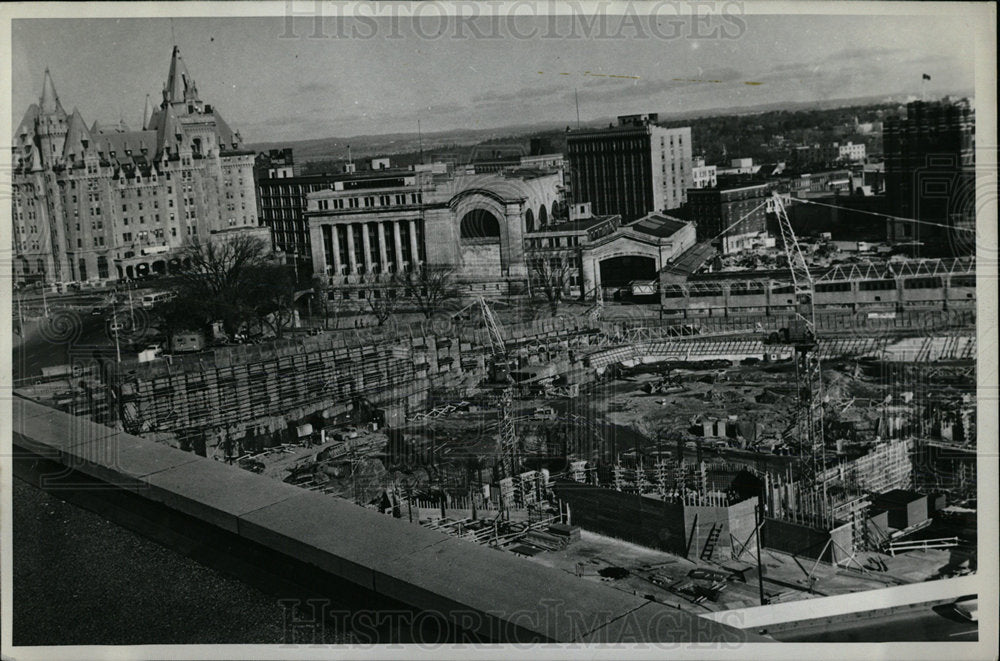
11;46;259;285
687;183;771;254
566;114;693;223
883;98;975;256
253;149;370;278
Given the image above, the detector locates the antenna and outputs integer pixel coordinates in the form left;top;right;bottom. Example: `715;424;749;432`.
574;88;581;128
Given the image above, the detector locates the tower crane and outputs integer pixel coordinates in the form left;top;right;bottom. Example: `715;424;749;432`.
479;297;519;479
771;194;827;496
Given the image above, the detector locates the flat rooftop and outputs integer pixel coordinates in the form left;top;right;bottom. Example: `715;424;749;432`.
629;213;689;238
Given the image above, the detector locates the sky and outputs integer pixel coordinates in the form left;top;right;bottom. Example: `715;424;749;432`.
11;8;980;144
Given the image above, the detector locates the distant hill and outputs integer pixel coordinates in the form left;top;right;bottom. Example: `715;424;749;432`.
247;121;576;163
247;89;973;162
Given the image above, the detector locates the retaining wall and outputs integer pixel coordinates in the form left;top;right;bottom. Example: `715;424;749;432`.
10;394;759;644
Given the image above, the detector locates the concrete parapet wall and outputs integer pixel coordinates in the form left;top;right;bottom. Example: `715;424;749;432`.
700;574;978;632
11;395;759;644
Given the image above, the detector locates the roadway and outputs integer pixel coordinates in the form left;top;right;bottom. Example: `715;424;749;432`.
12;307;145;381
772;603;978;642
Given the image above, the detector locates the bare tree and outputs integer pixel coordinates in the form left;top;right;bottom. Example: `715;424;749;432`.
530;251;575;314
166;234;273;337
393;263;460;319
366;289;399;327
361;272;400;327
311;273;331;330
248;263;298;340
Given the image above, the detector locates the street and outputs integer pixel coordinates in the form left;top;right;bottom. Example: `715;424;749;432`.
12;308;144;381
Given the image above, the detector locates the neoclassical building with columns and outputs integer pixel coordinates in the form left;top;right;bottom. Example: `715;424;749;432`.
305;168;564;292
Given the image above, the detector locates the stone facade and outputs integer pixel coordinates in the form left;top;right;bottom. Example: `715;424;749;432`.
11;47;259;285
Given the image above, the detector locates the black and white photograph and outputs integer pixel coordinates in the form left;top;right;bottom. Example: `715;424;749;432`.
1;2;996;659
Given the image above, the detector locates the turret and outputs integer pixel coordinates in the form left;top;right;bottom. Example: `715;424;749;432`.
162;46;202;114
36;68;69;166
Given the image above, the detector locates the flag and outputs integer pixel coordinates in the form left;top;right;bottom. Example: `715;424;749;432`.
922;73;931;81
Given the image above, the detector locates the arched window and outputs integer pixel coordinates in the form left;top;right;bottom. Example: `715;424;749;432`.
525;208;535;233
460;209;501;240
538;204;548;227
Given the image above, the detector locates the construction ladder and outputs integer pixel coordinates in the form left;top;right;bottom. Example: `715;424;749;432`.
701;524;722;561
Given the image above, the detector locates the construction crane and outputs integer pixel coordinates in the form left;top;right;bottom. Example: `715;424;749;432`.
479;297;519;480
771;193;827;496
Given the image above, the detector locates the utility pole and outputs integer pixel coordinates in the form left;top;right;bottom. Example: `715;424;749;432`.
574;88;581;129
16;293;24;337
127;284;135;330
112;305;122;364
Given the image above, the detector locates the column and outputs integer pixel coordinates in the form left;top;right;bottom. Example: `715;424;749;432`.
393;221;404;270
345;223;358;274
581;255;597;299
309;224;327;274
330;225;342;275
377;222;389;272
361;223;373;272
408;219;420;266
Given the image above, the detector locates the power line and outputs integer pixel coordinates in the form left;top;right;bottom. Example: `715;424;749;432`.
706;199;772;244
786;196;975;233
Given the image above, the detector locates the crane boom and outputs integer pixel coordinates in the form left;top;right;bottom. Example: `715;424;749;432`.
479;297;518;479
771;194;827;495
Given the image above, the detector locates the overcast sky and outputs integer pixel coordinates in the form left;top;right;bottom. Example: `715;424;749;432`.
11;9;979;143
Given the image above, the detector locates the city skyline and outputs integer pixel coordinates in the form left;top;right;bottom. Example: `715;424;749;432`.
12;11;978;143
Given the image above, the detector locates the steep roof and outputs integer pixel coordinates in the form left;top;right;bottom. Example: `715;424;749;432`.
211;108;241;150
163;45;199;106
39;68;64;115
14;103;39;142
63;107;95;160
154;103;185;157
95;130;158;170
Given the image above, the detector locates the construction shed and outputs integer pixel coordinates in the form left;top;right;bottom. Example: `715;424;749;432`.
870;489;928;531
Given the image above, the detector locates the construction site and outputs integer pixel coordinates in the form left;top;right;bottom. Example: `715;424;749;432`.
15;196;978;614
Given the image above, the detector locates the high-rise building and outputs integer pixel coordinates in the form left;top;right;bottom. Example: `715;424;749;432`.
11;46;260;285
883;98;975;256
687;183;771;254
566;114;693;223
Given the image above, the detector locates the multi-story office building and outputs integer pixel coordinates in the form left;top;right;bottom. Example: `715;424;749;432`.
687;183;771;254
566;114;693;223
883;98;975;255
838;141;867;163
253;150;398;278
691;158;718;189
11;46;259;285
